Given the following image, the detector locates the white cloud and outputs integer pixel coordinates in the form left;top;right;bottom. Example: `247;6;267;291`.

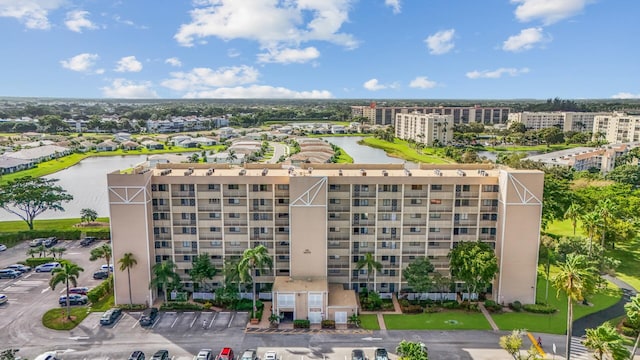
466;67;530;79
385;0;401;14
363;79;387;91
425;29;455;55
227;48;240;58
161;65;260;92
174;0;358;51
511;0;591;25
183;85;333;99
409;76;437;89
115;56;143;73
257;47;320;64
0;0;65;30
65;10;97;33
165;57;182;67
612;92;640;99
502;27;550;52
101;79;158;98
60;53;100;73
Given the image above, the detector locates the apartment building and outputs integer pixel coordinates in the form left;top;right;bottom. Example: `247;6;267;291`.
507;111;608;131
351;104;510;126
524;143;639;174
107;163;543;322
395;113;454;146
593;113;640;143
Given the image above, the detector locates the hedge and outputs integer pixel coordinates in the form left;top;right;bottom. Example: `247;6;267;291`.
0;229;110;247
118;304;147;311
401;304;423;314
160;302;204;311
523;303;557;314
24;258;72;267
293;319;310;329
87;274;113;303
321;320;335;329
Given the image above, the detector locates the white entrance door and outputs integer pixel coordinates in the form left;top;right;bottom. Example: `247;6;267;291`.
335;311;347;324
308;311;322;324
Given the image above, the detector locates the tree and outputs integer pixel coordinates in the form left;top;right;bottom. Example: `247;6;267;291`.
80;208;98;225
583;323;630;360
431;273;452;303
150;260;181;304
499;329;543;360
552;254;599;360
50;246;66;259
538;235;557;304
190;253;217;291
118;252;138;306
238;245;273;316
49;262;84;319
581;211;602;255
448;241;499;301
624;294;640;359
90;243;112;274
564;202;581;236
396;340;428;360
402;257;435;293
596;198;616;249
355;252;383;293
541;174;572;230
26;247;38;258
223;258;243;293
0;177;73;230
0;349;20;360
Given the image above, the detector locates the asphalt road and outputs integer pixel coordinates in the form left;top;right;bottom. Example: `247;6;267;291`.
0;240;593;360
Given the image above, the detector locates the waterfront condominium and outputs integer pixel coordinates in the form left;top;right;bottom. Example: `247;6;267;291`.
350;104;511;126
107;162;543;323
395;112;455;146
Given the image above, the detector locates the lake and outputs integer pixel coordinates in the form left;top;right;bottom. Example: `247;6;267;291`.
322;136;417;167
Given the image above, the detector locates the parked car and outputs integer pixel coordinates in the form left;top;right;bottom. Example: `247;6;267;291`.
128;351;145;360
151;350;169;360
0;269;21;279
34;352;60;360
6;264;31;274
374;348;389;360
194;349;213;360
59;294;88;306
0;244;6;251
29;238;45;247
139;307;158;326
69;287;89;295
100;264;114;272
43;237;58;248
263;351;278;360
240;349;258;360
100;308;122;325
93;270;109;280
351;349;365;360
216;348;235;360
0;294;7;305
79;236;97;246
35;262;61;273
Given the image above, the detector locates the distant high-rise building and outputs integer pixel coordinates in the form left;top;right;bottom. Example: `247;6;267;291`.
507;111;609;132
395;112;454;146
593;112;640;143
351;105;510;125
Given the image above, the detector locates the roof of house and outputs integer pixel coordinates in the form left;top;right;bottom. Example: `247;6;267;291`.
3;145;70;160
0;155;34;168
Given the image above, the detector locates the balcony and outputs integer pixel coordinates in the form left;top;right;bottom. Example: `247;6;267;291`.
455;191;479;199
197;205;221;212
153;205;170;212
172;190;195;197
173;219;196;226
378;205;400;212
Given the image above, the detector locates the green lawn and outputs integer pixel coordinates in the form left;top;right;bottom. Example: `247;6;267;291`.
383;311;491;330
492;276;622;334
359;314;380;330
0;217;109;233
42;306;91;330
90;293;115;312
485;144;580;152
545;219;582;237
359;137;453;164
609;236;640;291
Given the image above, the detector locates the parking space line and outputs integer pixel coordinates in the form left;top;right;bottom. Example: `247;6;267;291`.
41;288;49;293
151;313;162;328
170;313;180;328
208;312;216;329
228;312;235;328
190;313;198;328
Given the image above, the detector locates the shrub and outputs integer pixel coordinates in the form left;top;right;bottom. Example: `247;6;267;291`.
398;298;410;307
321;320;336;329
360;292;383;311
621;326;639;337
117;304;147;311
160;302;204;311
523;303;557;314
509;300;523;312
401;304;423;314
424;305;441;313
461;301;479;312
484;300;503;312
293;319;310;329
442;301;461;309
234;299;263;312
381;301;395;311
25;257;56;267
87;275;113;303
202;301;213;310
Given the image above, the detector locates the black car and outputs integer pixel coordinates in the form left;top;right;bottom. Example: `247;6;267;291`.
93;270;109;280
150;350;169;360
100;308;122;325
139;307;158;326
43;237;58;248
79;237;96;247
351;349;365;360
128;351;145;360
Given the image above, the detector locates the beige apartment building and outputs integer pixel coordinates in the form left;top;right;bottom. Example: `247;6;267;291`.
351;104;510;126
395;113;454;146
507;111;609;131
107;163;543;323
593;112;640;143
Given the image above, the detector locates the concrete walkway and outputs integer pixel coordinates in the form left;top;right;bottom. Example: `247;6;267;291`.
477;303;499;331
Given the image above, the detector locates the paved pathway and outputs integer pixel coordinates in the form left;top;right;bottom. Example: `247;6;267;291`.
477;303;499;331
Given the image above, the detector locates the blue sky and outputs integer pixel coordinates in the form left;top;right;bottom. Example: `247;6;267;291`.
0;0;637;100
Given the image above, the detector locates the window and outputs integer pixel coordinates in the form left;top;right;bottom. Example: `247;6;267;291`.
429;228;440;233
330;227;340;232
278;198;289;205
180;198;195;206
209;212;221;219
329;213;340;219
456;185;471;192
278;213;289;219
353;227;369;235
182;241;190;247
180;184;194;192
483;185;499;192
229;213;240;218
410;199;422;205
411;185;422;190
482;199;499;206
431;184;442;191
353;199;369;206
277;184;289;190
210;227;220;232
228;198;240;205
228;184;239;190
410;213;422;219
208;198;220;204
277;227;289;233
329;184;341;191
228;227;240;233
208;184;219;190
430;199;442;205
453;228;468;235
429;213;441;219
455;199;470;207
410;227;421;233
329;198;341;204
252;184;269;192
382;199;391;206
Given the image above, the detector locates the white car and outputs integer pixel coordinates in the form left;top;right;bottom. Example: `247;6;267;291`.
263;351;278;360
100;264;114;272
0;294;7;304
194;349;213;360
35;262;61;273
0;244;7;251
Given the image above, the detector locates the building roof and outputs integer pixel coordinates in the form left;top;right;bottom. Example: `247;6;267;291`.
0;155;33;168
3;145;69;160
273;276;328;293
327;283;358;308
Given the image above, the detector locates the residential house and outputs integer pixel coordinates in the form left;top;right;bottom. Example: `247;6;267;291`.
141;140;165;150
0;156;35;175
96;140;118;152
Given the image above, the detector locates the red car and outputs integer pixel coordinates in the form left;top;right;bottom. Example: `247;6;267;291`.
69;287;89;295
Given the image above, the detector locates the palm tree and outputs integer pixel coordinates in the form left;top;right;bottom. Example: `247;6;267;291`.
396;340;428;360
223;258;243;293
90;243;112;274
564;202;581;236
624;294;640;359
26;248;38;258
238;245;273;316
596;198;616;249
355;252;383;293
583;323;629;360
552;254;599;360
539;235;557;304
227;149;237;163
49;262;84;319
118;252;138;305
150;260;180;304
37;244;46;258
580;211;602;256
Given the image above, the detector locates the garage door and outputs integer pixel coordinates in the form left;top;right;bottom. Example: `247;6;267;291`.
335;311;347;324
308;311;322;324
